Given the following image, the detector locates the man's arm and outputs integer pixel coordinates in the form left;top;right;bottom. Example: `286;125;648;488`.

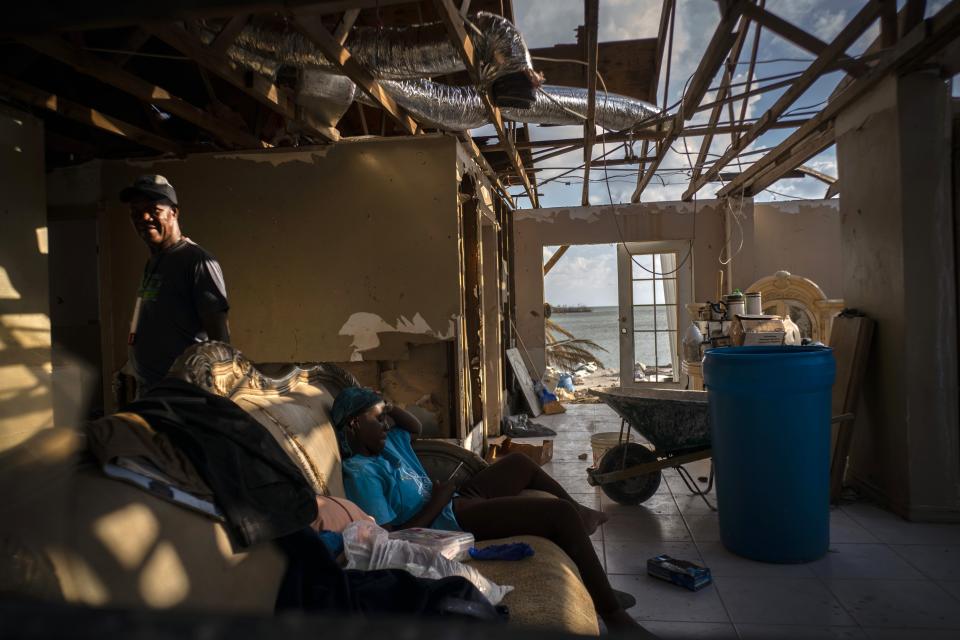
201;310;230;343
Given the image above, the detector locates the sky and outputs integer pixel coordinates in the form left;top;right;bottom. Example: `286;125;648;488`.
499;0;951;306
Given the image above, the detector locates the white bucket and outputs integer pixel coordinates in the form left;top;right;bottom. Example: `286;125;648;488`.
590;431;631;466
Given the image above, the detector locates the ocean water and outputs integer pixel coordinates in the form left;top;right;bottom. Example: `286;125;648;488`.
549;305;674;371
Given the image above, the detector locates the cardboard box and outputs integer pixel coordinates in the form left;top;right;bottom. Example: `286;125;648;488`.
730;315;786;346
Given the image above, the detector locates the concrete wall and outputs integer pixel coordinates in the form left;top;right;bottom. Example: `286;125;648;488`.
0;106;53;450
753;200;843;298
512;198;843;373
838;73;960;520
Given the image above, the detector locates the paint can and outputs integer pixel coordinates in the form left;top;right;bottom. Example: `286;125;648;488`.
724;292;745;319
745;292;762;315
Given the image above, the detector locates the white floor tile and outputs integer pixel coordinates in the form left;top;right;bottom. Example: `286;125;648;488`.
862;629;960;639
604;514;692;542
889;544;960;580
736;624;867;639
826;578;960;628
810;544;925;580
684;514;722;542
697;542;817;578
841;504;960;545
603;492;681;517
715;577;855;626
829;509;879;544
936;580;960;601
607;573;731;623
641;621;738;639
604;540;702;576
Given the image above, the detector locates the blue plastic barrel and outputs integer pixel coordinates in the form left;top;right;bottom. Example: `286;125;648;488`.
703;345;835;563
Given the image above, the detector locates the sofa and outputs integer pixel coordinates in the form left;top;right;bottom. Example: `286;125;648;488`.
0;342;598;634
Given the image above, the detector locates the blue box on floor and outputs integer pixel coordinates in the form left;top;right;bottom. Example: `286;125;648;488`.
646;555;712;591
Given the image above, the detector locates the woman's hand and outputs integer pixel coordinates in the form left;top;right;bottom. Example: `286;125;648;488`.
429;479;457;505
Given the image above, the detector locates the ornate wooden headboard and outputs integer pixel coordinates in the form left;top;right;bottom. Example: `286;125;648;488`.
746;271;845;344
167;341;360;399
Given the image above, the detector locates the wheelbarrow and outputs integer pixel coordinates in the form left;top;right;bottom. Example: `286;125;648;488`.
587;387;715;507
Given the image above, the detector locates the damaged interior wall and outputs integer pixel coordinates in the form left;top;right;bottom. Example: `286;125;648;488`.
53;134;490;437
0;106;53;451
837;73;960;521
512;199;843;375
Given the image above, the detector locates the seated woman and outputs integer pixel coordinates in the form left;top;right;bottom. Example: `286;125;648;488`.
332;386;647;632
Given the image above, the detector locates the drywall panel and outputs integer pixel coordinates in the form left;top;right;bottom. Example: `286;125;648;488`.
753;200;843;297
0;106;53;449
95;135;462;378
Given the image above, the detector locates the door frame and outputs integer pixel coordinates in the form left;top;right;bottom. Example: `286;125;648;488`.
617;240;693;389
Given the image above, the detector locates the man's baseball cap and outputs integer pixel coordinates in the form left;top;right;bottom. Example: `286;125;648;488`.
119;174;178;206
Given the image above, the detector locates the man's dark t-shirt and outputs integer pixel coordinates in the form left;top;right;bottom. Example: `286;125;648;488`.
130;238;229;389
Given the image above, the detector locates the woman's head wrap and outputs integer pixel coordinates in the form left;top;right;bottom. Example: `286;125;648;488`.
331;387;384;460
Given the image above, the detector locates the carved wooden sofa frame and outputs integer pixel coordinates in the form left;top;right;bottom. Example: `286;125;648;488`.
0;342;598;634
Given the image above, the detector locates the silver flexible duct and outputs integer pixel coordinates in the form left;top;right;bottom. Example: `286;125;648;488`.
217;12;534;84
365;79;660;131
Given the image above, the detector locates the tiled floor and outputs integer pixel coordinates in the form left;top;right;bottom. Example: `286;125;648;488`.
528;403;960;640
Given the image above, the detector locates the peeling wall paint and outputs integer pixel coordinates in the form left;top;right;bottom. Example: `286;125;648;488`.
339;311;456;361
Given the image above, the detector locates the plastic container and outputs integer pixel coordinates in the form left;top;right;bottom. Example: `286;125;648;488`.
590;431;631;466
703;345;835;563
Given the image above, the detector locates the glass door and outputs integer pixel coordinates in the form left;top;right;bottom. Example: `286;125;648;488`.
617;241;693;389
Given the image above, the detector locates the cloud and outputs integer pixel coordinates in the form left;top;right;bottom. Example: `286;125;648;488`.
544;243;618;306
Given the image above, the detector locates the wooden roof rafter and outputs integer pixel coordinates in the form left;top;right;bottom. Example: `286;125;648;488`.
292;14;421;136
682;0;886;202
0;73;182;154
20;34;269;149
580;0;599;206
717;0;960;198
146;22;341;142
433;0;539;207
630;0;745;202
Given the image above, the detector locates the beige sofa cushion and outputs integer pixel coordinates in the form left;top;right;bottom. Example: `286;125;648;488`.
233;384;346;498
472;535;599;635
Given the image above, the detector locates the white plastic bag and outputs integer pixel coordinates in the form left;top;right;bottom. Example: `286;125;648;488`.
342;520;513;605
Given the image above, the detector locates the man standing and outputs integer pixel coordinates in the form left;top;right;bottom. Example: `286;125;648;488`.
121;174;230;393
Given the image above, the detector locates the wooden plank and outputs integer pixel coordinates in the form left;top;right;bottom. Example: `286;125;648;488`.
292;15;420;136
147;23;340;141
333;8;361;45
741;125;835;196
631;0;743;202
650;0;675;103
22;35;267;148
581;0;599;206
208;14;249;55
506;347;542;417
715;1;960;199
734;0;765;146
433;0;539;207
828;315;875;502
543;245;570;275
461;179;485;427
683;0;883;201
459;133;517;209
0;74;182;153
689;12;752;187
739;1;869;76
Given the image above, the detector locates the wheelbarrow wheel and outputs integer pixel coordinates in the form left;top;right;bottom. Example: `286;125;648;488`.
597;443;662;505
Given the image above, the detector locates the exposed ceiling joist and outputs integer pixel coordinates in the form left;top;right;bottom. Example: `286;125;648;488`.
738;1;869;76
581;0;599;206
0;74;182;153
719;0;960;198
334;9;361;44
147;24;341;142
458;133;517;209
1;0;413;35
682;0;885;201
631;0;744;202
433;0;539;207
689;10;752;187
208;14;250;55
292;15;420;136
22;35;268;148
